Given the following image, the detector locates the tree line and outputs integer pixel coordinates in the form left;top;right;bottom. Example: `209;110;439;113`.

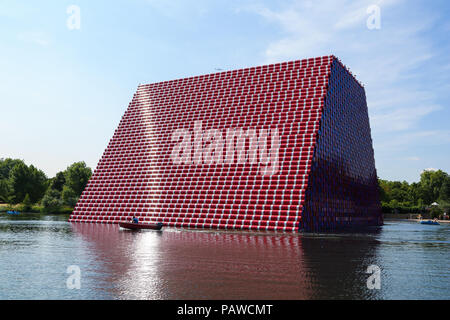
379;169;450;216
0;158;92;213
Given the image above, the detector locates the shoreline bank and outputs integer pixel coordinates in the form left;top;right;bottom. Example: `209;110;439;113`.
0;211;71;216
408;219;450;224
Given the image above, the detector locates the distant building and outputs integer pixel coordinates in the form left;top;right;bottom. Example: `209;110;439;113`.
69;55;383;232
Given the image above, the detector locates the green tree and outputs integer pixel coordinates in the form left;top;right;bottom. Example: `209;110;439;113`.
0;158;25;180
417;198;424;208
28;165;48;203
22;193;32;212
61;186;78;207
41;189;63;212
430;206;443;219
419;169;448;205
0;158;25;203
378;179;390;202
8;162;29;204
439;177;450;202
9;163;47;204
389;199;400;209
389;181;409;203
0;179;11;203
49;171;66;192
64;162;92;197
408;182;422;205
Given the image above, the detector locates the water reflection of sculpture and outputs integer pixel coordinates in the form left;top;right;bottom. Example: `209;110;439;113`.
71;223;381;299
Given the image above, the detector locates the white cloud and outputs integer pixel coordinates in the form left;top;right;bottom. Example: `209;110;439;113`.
371;105;441;132
241;0;446;135
17;32;50;46
374;130;450;150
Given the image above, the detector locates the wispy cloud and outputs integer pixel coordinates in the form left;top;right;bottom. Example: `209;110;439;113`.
375;130;450;150
240;0;445;136
371;105;441;132
241;0;402;62
17;31;50;46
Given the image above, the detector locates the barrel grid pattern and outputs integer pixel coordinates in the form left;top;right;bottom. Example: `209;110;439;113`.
69;55;382;232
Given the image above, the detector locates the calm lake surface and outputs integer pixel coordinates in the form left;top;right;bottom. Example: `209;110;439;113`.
0;215;449;300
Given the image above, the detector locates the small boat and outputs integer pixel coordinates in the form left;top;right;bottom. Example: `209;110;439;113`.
6;211;20;215
119;222;163;230
420;220;440;225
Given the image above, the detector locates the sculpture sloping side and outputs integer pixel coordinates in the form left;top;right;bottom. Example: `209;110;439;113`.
301;59;383;231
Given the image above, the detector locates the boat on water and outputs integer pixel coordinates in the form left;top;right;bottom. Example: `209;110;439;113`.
119;222;163;231
6;211;20;215
420;220;440;225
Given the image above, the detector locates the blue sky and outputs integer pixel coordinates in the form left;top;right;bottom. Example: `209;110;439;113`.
0;0;449;182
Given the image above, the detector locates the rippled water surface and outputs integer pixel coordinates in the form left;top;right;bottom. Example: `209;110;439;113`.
0;215;449;300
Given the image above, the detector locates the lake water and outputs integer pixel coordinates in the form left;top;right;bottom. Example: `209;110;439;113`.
0;215;449;300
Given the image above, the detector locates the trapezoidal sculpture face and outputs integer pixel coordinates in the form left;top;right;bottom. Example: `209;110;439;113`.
69;55;383;232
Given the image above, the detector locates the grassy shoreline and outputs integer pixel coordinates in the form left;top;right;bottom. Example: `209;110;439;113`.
0;203;73;215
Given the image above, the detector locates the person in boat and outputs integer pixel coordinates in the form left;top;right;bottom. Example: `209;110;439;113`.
132;216;139;224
